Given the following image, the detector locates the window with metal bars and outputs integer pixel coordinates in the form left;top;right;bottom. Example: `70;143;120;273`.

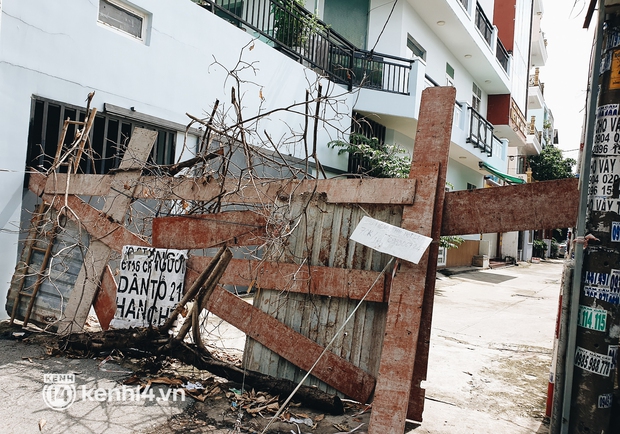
26;97;176;175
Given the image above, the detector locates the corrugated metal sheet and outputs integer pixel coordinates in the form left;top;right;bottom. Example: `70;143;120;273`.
243;192;403;396
6;208;89;328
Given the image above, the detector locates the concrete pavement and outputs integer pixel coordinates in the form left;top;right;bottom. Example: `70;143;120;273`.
415;260;563;434
0;260;565;433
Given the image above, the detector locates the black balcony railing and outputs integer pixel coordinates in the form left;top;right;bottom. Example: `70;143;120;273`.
203;0;413;94
496;39;509;72
466;106;493;156
474;2;493;46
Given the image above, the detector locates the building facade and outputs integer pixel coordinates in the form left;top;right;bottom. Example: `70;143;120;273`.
0;0;551;316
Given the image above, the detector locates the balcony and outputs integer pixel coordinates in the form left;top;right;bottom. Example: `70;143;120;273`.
474;2;493;46
525;116;543;155
530;31;548;67
204;0;414;95
466;106;494;156
528;68;545;110
488;94;527;149
531;0;547;67
406;0;511;94
496;39;510;72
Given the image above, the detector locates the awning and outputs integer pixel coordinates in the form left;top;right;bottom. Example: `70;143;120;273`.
478;161;526;185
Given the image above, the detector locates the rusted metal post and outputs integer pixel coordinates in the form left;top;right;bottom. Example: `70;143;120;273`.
368;86;456;432
565;3;620;432
550;262;574;434
406;86;456;422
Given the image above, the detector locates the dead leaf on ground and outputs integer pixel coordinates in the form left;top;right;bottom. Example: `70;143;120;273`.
147;376;184;387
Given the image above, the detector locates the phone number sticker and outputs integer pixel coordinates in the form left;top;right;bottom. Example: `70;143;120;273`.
610;345;618;371
575;346;613;376
577;305;607;332
598;393;613;409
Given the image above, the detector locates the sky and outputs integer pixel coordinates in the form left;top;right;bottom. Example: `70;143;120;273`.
537;0;596;162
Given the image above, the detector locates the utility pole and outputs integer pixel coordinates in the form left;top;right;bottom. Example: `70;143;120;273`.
564;2;620;432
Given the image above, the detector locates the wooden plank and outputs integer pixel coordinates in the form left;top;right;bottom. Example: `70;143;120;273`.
94;266;117;330
152;212;267;249
56;128;157;335
40;194;150;252
243;195;396;395
28;172;49;197
186;257;386;302
40;175;417;205
441;178;580;235
205;286;376;403
369;86;456;432
367;164;441;430
405;87;456;423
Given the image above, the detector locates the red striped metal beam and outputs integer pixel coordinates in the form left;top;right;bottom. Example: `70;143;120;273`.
187;257;387;302
441;178;580;235
152;212;267;249
206;285;376;403
40;174;417;205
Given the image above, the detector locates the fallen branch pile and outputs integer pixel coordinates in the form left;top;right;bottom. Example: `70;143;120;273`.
58;246;343;415
61;327;344;415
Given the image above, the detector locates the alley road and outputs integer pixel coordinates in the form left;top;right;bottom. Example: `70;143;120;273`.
0;259;564;433
416;260;564;434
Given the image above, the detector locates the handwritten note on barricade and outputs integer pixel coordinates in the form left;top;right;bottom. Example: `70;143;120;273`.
110;246;188;329
350;216;433;264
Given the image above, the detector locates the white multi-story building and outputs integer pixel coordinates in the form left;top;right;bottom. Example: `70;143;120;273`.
0;0;545;316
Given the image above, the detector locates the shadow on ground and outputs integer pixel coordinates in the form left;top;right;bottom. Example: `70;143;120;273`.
454;271;517;284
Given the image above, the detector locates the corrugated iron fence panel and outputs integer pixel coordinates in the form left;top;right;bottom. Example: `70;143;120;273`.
244;192;403;396
6;209;89;328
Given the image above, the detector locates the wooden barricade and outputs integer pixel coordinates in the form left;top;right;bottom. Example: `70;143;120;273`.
15;87;581;433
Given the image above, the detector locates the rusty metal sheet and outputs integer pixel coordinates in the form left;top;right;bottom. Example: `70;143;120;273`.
5;210;89;328
206;286;376;403
39;174;417;205
94;266;117;330
186;257;387;302
244;191;402;396
152;212;267;249
441;178;580;235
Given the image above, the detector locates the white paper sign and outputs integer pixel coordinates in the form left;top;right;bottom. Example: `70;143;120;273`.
350;216;433;264
110;246;188;329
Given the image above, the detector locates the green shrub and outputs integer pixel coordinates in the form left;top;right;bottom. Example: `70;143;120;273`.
533;239;547;259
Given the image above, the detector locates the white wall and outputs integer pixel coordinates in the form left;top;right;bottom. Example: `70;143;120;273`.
481;233;497;257
369;0;483;107
445;159;485;192
0;0;357;318
502;231;519;259
512;0;534;114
